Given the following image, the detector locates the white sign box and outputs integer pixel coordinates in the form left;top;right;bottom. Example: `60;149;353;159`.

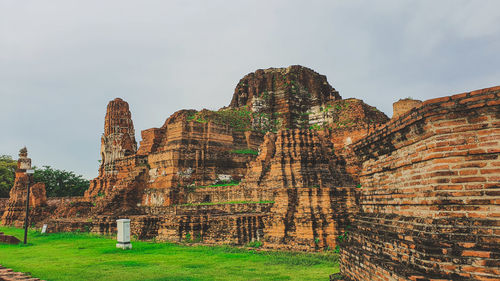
116;219;132;249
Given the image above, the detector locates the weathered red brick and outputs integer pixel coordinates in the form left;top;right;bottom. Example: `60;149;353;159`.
486;99;500;106
459;94;495;104
451;92;469;100
480;169;500;174
451;177;487;183
462;250;490;258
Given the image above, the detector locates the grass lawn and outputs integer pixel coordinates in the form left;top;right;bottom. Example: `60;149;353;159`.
0;227;339;281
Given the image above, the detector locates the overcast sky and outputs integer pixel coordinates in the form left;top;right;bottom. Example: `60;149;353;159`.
1;0;499;179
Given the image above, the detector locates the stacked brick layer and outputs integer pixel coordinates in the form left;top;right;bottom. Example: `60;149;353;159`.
144;119;261;194
341;86;500;280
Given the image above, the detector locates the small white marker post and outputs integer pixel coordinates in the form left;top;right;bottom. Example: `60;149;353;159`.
41;224;47;234
116;219;132;249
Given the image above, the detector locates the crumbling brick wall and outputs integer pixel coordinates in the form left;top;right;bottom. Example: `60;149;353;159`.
158;206;269;245
340;86;500;280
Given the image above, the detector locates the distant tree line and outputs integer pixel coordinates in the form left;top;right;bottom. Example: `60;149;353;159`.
33;166;89;197
0;155;17;197
0;155;89;198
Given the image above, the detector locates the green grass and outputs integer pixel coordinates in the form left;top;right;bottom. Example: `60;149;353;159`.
0;227;339;281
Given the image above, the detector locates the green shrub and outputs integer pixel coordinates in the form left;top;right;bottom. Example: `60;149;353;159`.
193;180;240;189
309;124;323;131
246;240;263;248
230;149;259;155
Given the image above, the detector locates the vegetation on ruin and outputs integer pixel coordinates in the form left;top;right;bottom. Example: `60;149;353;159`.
187;107;281;134
230;149;259;155
183;233;203;243
191;180;240;189
308;123;324;131
187;107;253;132
246;240;263;248
0;227;339;280
300;99;387;131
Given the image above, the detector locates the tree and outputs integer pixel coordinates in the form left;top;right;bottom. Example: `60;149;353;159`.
33;166;90;197
0;155;17;197
0;156;90;198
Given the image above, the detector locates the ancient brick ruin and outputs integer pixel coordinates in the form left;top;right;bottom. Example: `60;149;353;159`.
1;65;499;280
1;148;49;228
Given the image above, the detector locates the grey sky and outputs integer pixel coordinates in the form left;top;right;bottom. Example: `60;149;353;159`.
1;0;499;179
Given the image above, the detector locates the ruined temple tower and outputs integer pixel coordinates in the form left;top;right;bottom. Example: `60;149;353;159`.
85;98;143;207
99;98;137;176
229;65;342;129
1;147;47;227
